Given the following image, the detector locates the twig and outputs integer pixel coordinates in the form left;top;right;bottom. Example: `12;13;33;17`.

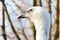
12;0;29;12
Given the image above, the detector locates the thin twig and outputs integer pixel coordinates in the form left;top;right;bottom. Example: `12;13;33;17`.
12;0;29;12
19;19;28;40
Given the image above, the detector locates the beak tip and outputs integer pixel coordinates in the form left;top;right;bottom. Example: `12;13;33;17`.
18;16;20;19
18;15;26;19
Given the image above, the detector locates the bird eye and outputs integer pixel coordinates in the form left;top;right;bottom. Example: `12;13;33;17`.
27;9;33;12
29;9;33;11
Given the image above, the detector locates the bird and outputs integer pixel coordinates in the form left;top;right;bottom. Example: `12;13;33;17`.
18;6;51;40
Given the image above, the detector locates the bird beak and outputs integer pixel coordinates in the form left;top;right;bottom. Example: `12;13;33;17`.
18;15;26;19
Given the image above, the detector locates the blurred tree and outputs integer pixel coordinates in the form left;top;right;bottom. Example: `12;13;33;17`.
4;4;21;40
37;0;42;6
59;11;60;40
0;0;21;40
54;0;59;40
33;0;37;6
1;1;7;40
33;0;42;6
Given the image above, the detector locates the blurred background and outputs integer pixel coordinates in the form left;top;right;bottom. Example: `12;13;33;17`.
0;0;59;40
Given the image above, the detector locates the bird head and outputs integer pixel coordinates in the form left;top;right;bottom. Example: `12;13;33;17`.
18;6;41;22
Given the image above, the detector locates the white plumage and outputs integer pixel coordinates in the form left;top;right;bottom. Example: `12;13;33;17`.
19;6;51;40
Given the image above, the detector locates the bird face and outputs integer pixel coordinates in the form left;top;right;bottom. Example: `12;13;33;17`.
18;8;34;21
18;7;41;22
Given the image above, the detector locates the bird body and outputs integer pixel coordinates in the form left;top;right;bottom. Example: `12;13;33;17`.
19;6;51;40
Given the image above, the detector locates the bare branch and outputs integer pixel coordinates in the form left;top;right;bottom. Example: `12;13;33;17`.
37;0;42;6
12;0;23;13
46;0;60;12
19;20;28;40
2;1;21;40
12;0;29;12
54;0;59;40
33;0;37;6
1;1;7;40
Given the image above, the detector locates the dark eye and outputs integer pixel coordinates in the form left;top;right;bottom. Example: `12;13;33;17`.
27;9;33;12
29;9;33;11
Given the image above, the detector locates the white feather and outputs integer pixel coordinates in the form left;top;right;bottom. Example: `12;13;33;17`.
28;6;51;40
19;6;51;40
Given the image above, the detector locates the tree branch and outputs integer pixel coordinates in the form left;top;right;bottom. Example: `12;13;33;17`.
54;0;59;40
1;1;21;40
1;1;7;40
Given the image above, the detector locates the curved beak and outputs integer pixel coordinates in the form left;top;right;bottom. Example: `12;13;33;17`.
18;15;26;19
